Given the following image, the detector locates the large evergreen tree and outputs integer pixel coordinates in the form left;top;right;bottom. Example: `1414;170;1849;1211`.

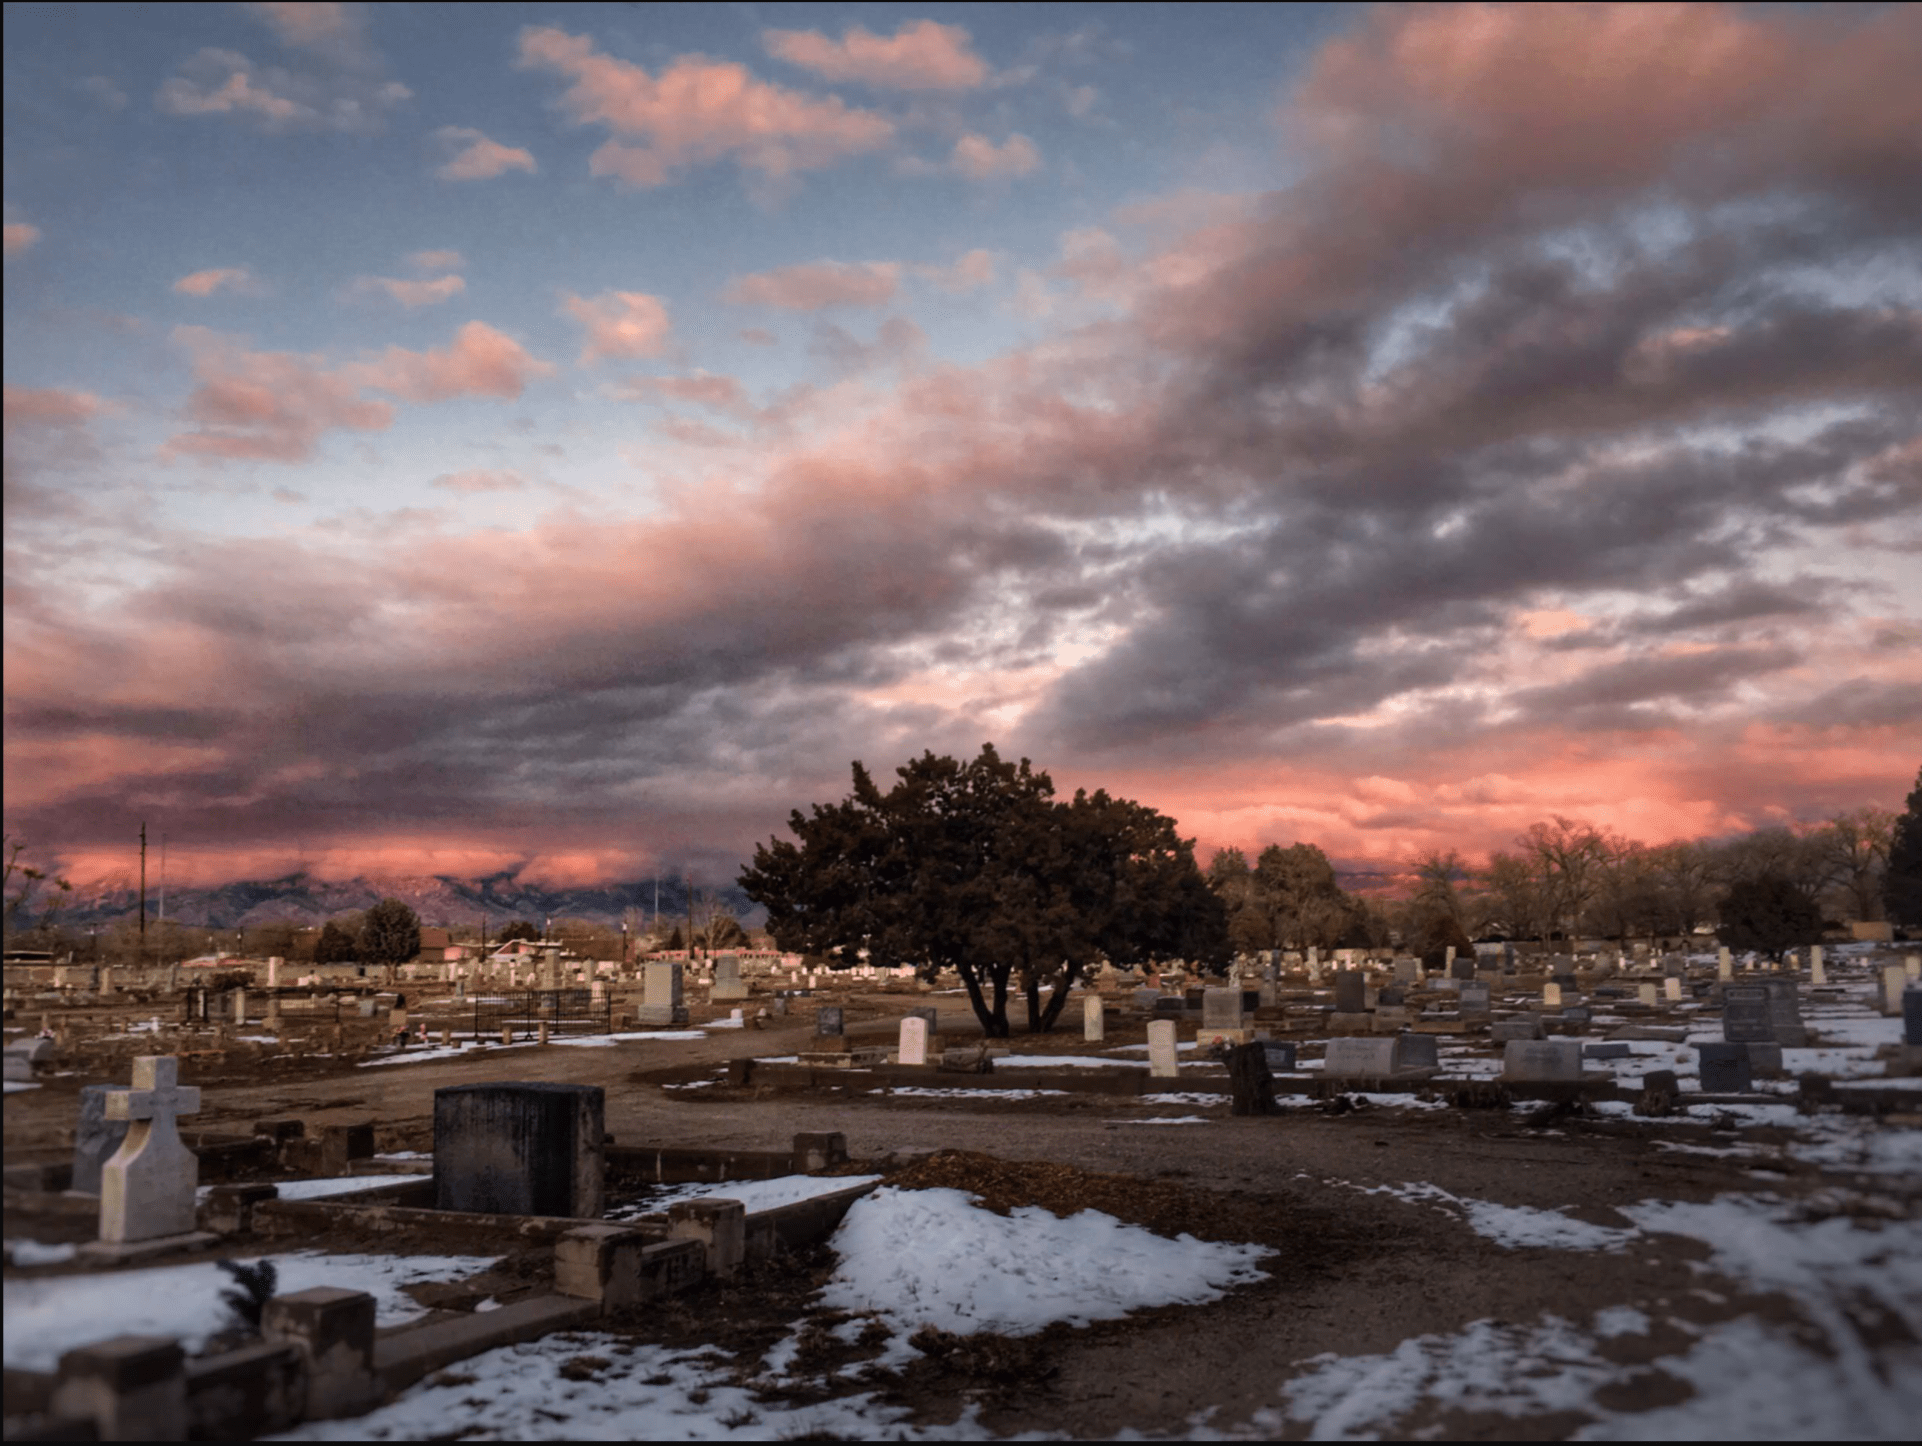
358;898;421;967
313;920;357;964
1718;874;1823;962
1885;766;1922;930
741;744;1228;1037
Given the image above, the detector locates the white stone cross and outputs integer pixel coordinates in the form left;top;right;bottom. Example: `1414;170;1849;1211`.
100;1056;202;1244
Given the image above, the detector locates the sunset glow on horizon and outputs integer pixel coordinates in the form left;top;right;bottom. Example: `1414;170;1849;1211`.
5;2;1919;890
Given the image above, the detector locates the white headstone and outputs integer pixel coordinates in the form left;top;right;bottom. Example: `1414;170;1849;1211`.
1809;946;1826;986
100;1057;202;1243
1083;994;1105;1042
266;956;282;988
1147;1019;1179;1078
1638;982;1658;1007
1717;946;1732;981
898;1016;929;1066
1664;976;1682;1002
1885;965;1909;1016
1542;982;1562;1008
232;989;247;1024
1906;953;1920;981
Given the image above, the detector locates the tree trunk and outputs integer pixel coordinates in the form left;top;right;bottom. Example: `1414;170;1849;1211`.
965;964;1010;1038
1037;961;1081;1031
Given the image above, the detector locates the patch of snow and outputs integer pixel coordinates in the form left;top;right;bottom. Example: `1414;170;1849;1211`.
817;1186;1269;1366
1591;1305;1649;1338
3;1081;41;1093
1139;1092;1230;1106
4;1250;501;1372
1116;1116;1212;1125
881;1087;1070;1100
1364;1182;1637;1252
194;1177;396;1204
5;1240;77;1267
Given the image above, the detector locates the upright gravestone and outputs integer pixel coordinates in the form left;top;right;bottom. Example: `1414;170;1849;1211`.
1450;957;1476;980
1393;956;1419;984
1501;1039;1582;1083
898;1016;929;1066
1395;1034;1439;1071
1883;965;1908;1017
434;1082;605;1218
1324;1038;1398;1077
1697;1042;1753;1093
1904;988;1922;1048
1459;981;1492;1014
1333;970;1366;1014
1722;985;1774;1043
711;954;748;1002
816;1005;845;1038
1717;946;1733;981
639;962;688;1026
1760;978;1807;1048
1083;995;1105;1042
1262;1040;1298;1073
72;1084;132;1195
1637;982;1659;1007
1201;988;1243;1037
98;1057;203;1247
1543;982;1563;1008
1147;1019;1179;1078
1664;976;1683;1002
1808;945;1825;986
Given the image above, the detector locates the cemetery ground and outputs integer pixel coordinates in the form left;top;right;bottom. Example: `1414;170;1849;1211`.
5;952;1921;1440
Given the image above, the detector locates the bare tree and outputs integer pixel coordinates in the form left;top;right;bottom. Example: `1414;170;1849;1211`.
1813;807;1895;922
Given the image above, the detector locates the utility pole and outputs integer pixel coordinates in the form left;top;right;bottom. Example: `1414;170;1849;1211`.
686;872;694;962
653;877;658;931
159;832;167;934
138;822;148;951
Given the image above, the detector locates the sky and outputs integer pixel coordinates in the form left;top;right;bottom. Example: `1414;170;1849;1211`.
4;1;1919;890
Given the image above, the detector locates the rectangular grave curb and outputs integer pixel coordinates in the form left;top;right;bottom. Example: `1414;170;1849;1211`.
374;1294;601;1396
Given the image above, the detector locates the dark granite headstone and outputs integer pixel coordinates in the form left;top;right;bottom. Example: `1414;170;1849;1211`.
1333;970;1366;1013
816;1006;845;1037
1450;959;1476;980
1153;996;1186;1016
1905;988;1922;1048
1394;1034;1438;1070
1562;1006;1592;1025
1241;990;1261;1014
1184;987;1205;1010
1760;979;1807;1049
72;1084;131;1195
1378;986;1405;1006
1261;1041;1298;1072
1583;1042;1631;1060
1722;986;1774;1043
1697;1042;1753;1092
434;1082;605;1218
905;1007;939;1033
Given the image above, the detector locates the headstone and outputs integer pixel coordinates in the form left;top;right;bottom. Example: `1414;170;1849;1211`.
1450;958;1475;980
1394;1034;1439;1071
99;1057;202;1244
816;1005;845;1038
1333;970;1365;1014
231;989;247;1024
1133;988;1159;1011
1663;976;1683;1002
1661;953;1685;977
1808;945;1825;985
1147;1019;1179;1078
890;1015;928;1066
266;957;282;989
1393;957;1419;984
639;962;688;1026
1760;978;1807;1048
1542;982;1562;1008
1583;1042;1631;1060
1637;983;1659;1007
1083;995;1105;1042
1717;946;1732;981
1907;954;1920;981
72;1084;132;1195
712;953;748;1002
1903;988;1922;1048
1323;1037;1397;1078
1501;1039;1582;1083
1883;965;1908;1017
1442;946;1455;972
434;1083;604;1218
1201;988;1242;1032
1261;1041;1297;1073
1490;1016;1545;1042
1459;982;1491;1013
1722;986;1774;1043
1697;1042;1753;1092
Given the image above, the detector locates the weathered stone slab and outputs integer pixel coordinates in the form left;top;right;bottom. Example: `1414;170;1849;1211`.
1147;1019;1179;1078
1490;1017;1544;1043
1697;1042;1753;1092
1323;1038;1397;1077
1501;1039;1582;1083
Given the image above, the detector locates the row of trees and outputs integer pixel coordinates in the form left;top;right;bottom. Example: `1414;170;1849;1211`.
1403;798;1911;949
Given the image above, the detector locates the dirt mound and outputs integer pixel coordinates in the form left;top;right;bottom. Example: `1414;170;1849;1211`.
880;1150;1290;1246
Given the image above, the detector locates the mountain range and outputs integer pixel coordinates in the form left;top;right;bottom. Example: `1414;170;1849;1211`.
26;872;762;933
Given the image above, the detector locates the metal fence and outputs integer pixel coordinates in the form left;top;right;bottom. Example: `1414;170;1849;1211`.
470;988;612;1041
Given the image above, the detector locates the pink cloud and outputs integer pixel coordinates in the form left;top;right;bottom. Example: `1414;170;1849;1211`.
517;26;894;187
248;3;356;51
560;290;674;365
4;385;104;428
723;260;900;311
3;222;40;257
914;249;997;293
350;320;553;402
739;327;778;346
951;132;1041;180
173;266;262;297
434;125;537;180
762;20;988;91
348;272;465;308
408;249;463;271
